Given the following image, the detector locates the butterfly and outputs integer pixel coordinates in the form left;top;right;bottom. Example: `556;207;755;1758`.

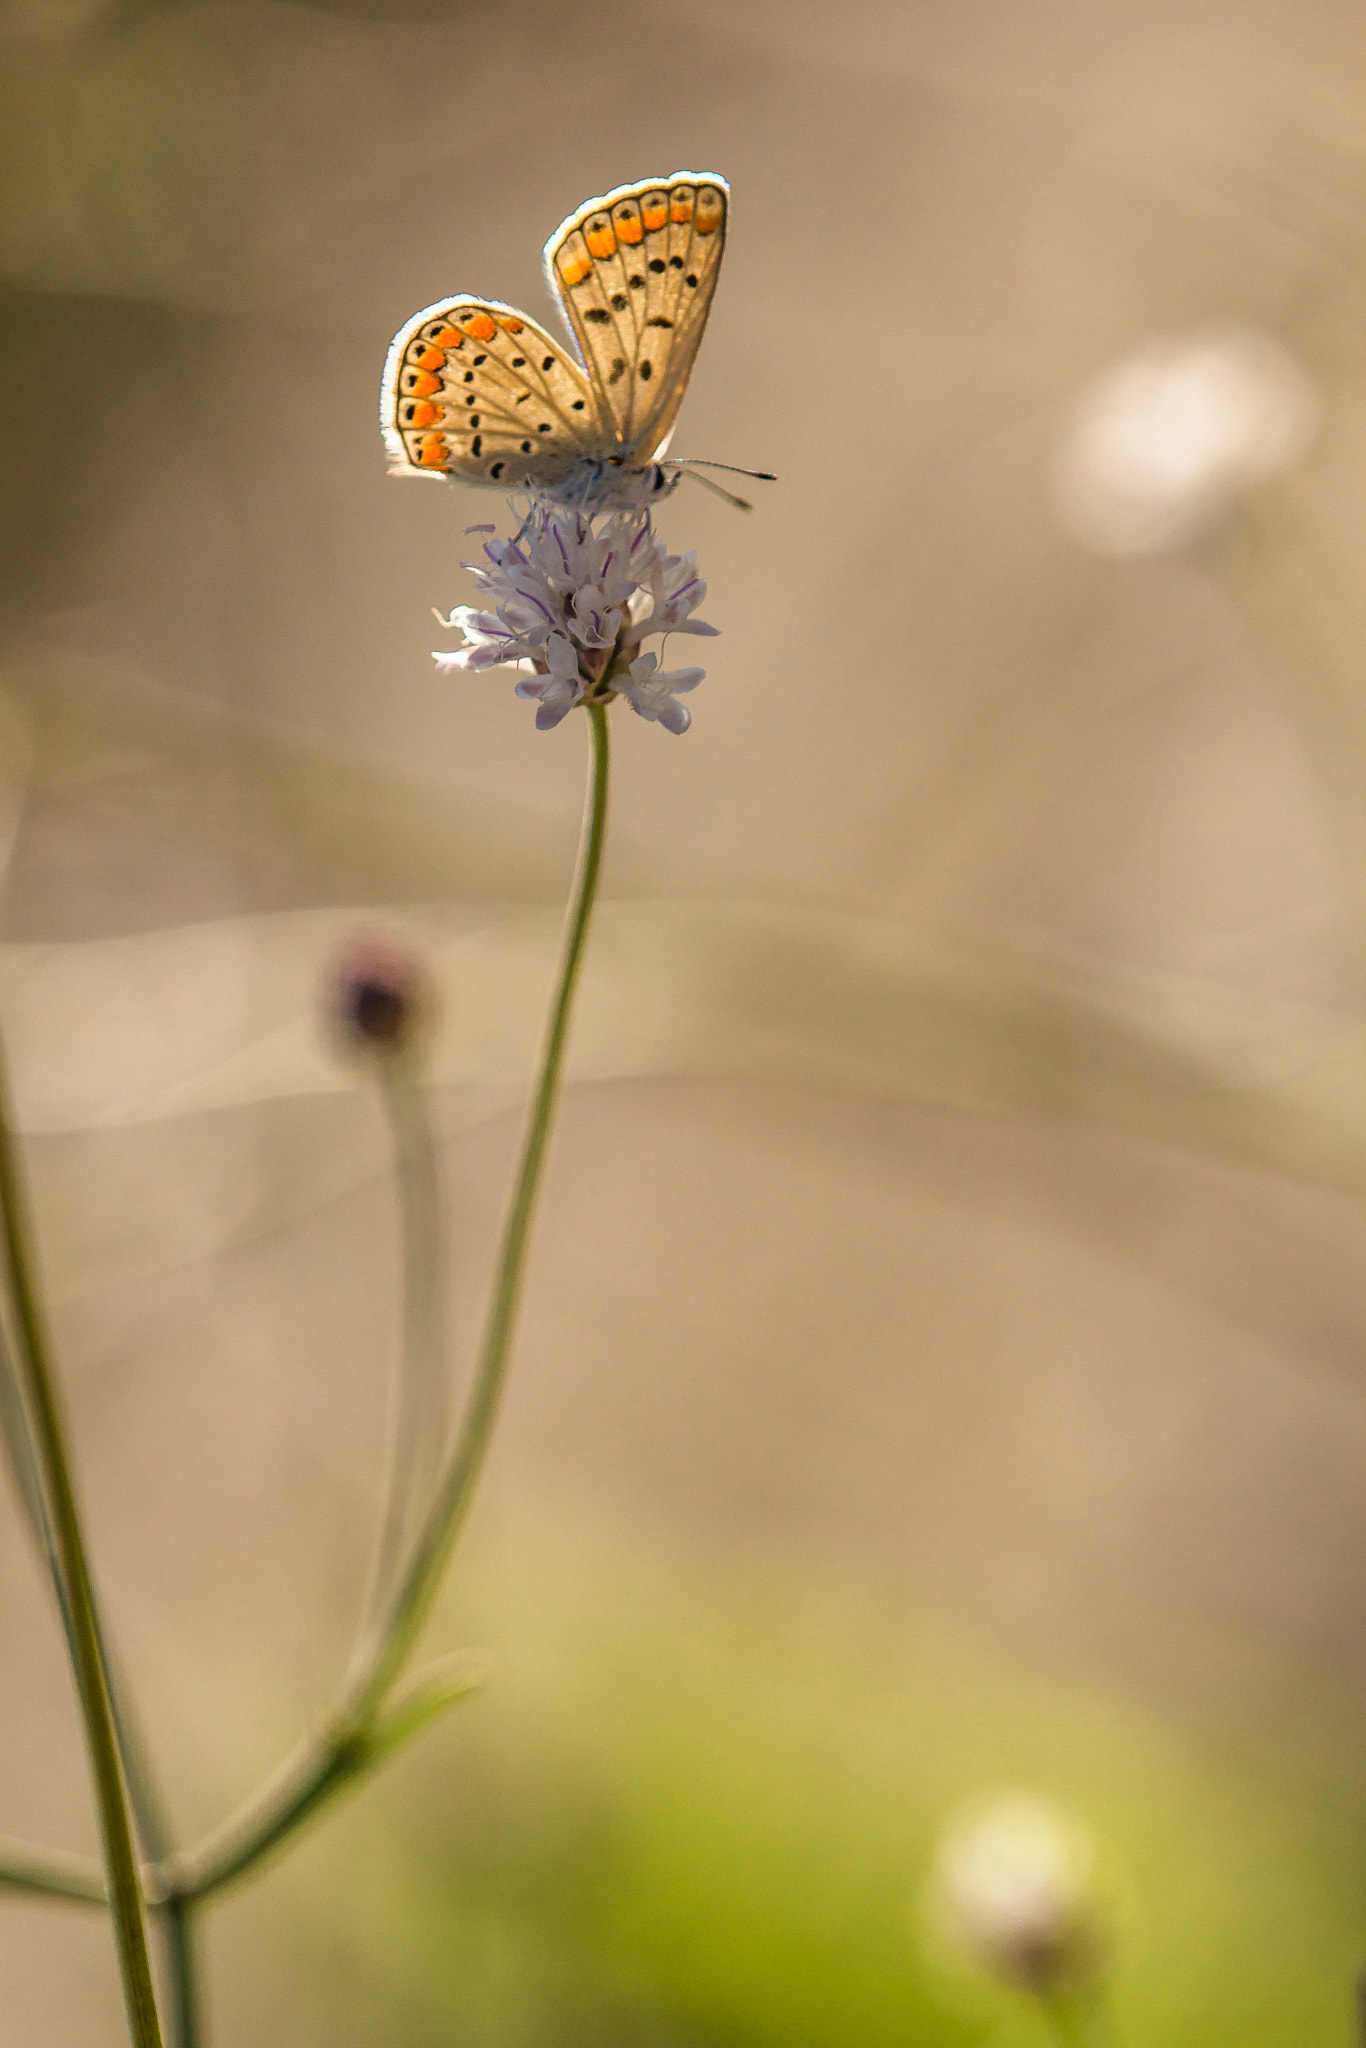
381;173;729;500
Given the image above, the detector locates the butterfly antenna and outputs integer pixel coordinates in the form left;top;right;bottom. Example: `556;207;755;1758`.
682;468;755;511
672;460;778;482
666;461;777;513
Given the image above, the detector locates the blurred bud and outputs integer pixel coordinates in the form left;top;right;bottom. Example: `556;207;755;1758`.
934;1793;1102;1997
329;931;435;1058
1054;326;1318;555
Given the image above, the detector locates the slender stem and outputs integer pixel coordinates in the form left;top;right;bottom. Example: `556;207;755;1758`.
0;1838;106;1904
0;1029;164;2047
0;1294;197;2042
363;1057;448;1630
353;695;611;1710
164;701;612;1903
163;1897;201;2048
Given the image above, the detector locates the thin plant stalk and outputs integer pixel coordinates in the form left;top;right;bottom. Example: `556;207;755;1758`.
363;1054;449;1631
160;699;612;1903
0;1027;164;2048
0;1226;198;2043
355;695;612;1708
163;1897;201;2048
0;1837;105;1904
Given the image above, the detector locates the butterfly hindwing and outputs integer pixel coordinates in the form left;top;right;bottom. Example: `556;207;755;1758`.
544;173;728;461
381;296;602;487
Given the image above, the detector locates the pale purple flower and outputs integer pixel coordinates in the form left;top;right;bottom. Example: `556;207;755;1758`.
432;494;717;732
616;653;704;736
513;631;581;731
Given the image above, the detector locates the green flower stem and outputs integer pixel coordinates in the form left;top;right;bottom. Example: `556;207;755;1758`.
355;695;612;1706
163;1896;200;2048
160;700;612;1905
357;695;611;1703
0;1314;197;2043
364;1055;449;1630
0;1030;164;2047
0;1838;106;1904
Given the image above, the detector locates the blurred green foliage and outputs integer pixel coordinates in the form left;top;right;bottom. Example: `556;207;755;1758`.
226;1494;1366;2048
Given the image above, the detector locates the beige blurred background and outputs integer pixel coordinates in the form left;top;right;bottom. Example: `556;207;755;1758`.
5;0;1366;2041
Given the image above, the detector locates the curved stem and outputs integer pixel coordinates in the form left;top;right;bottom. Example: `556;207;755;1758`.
354;696;612;1707
0;1029;163;2046
363;1057;448;1631
167;700;612;1903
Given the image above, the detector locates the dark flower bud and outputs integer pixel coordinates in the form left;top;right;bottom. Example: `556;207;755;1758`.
329;931;435;1058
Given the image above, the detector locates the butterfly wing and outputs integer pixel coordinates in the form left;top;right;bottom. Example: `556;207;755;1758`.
381;296;606;487
544;173;728;462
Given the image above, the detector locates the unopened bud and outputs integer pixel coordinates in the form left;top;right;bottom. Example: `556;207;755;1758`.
329;931;434;1057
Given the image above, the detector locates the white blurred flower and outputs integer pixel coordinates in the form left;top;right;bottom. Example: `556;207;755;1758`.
935;1793;1099;1994
1055;327;1318;555
433;495;717;731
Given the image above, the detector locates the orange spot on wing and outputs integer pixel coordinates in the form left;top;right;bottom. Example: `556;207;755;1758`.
407;400;441;428
641;199;668;231
411;343;446;371
614;215;643;245
585;221;617;259
560;253;591;286
694;197;722;234
463;312;497;341
408;369;442;397
670;190;694;223
430;325;464;348
499;316;524;333
416;434;449;467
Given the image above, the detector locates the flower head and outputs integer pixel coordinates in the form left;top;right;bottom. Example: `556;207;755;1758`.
1054;326;1317;555
434;495;717;732
933;1794;1102;1997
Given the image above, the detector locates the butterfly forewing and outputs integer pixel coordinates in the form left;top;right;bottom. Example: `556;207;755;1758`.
380;296;602;487
544;173;728;460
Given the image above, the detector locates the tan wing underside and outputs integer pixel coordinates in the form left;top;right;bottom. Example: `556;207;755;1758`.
544;174;728;460
380;296;605;487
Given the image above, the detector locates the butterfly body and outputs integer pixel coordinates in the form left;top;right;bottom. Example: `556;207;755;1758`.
381;174;729;499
